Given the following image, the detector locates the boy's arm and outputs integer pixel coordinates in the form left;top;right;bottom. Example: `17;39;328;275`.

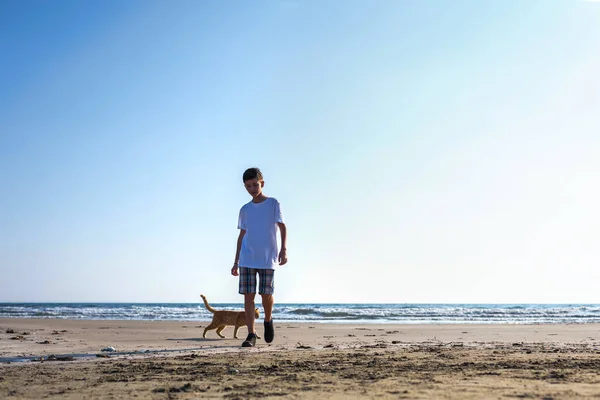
231;229;246;276
277;222;287;265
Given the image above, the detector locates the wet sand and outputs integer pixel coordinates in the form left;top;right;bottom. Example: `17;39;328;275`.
1;319;600;399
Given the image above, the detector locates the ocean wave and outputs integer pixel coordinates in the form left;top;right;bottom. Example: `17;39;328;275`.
288;308;316;315
2;303;600;324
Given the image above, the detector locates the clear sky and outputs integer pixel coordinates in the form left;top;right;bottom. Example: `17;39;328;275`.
1;1;599;304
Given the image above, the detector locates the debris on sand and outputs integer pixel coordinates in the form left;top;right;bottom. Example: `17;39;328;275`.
101;346;116;352
46;355;74;361
152;383;194;393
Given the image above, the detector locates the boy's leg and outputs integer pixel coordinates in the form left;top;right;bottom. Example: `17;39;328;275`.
244;293;256;334
258;269;275;343
260;294;274;322
239;267;258;347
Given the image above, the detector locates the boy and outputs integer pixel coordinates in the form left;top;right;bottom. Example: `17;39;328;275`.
231;167;287;347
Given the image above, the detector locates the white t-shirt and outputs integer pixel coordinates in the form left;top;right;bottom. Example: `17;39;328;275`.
237;197;284;269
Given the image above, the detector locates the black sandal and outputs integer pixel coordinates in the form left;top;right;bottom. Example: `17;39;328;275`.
264;320;274;343
242;333;257;347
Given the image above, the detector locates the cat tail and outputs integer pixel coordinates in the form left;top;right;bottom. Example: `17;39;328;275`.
200;294;217;313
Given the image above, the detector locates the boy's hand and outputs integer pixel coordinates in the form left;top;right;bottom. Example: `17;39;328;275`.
278;249;288;266
231;264;239;276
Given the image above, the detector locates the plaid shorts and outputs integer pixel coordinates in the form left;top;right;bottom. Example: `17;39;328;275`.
238;267;275;295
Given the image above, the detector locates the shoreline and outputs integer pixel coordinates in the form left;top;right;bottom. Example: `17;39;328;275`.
2;319;600;398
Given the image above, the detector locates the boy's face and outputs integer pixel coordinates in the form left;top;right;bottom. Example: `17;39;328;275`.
244;178;264;198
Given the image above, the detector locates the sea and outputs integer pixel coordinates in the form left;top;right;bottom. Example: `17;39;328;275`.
1;303;600;324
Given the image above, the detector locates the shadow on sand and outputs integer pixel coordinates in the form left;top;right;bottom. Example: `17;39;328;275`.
0;340;244;364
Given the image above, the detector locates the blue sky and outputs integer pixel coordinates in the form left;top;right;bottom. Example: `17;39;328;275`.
1;1;599;303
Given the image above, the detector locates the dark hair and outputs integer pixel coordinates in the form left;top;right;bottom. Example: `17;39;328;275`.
243;167;263;182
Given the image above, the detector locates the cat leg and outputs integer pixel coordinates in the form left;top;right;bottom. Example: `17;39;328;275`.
216;325;226;338
203;322;218;338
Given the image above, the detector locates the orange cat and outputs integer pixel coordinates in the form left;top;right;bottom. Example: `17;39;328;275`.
200;294;260;339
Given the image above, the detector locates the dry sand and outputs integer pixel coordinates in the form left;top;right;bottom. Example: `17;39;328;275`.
1;318;600;399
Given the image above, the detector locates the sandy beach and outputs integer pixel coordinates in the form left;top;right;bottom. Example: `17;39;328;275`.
1;318;600;399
